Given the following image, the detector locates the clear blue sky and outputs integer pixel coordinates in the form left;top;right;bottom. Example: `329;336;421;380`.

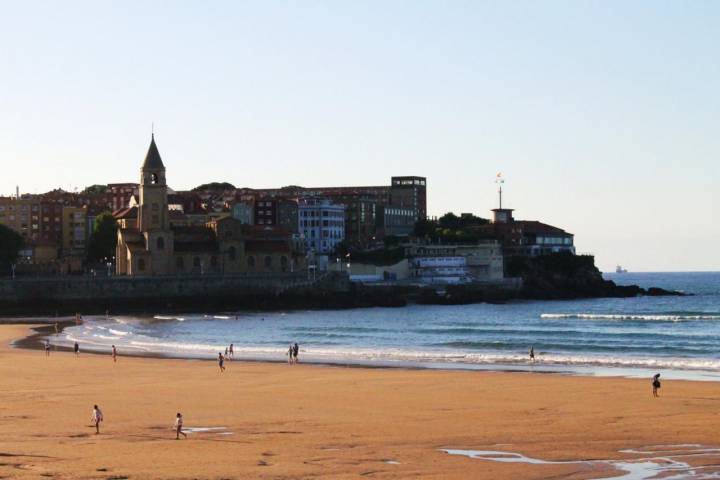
1;1;718;271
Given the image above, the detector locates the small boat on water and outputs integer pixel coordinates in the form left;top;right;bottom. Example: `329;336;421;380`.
615;265;628;273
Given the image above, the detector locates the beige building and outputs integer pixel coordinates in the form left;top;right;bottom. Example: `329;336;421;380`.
403;240;505;281
0;196;41;242
62;206;87;254
115;135;305;276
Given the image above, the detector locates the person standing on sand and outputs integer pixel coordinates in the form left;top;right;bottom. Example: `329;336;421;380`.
218;352;226;372
229;343;234;358
652;373;661;397
175;413;187;439
45;340;51;356
74;342;80;356
91;405;103;434
112;345;117;363
288;344;294;364
529;346;535;362
54;322;59;335
293;343;299;363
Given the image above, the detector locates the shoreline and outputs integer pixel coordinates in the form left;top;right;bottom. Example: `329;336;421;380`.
2;323;720;479
16;322;720;383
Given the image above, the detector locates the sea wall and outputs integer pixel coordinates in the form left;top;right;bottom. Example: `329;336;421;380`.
0;272;355;315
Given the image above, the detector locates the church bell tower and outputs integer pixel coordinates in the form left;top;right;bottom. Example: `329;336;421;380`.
138;133;173;274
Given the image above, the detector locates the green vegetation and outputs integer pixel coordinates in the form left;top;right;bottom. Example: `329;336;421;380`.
192;182;236;192
413;212;490;243
81;184;108;195
0;225;24;272
86;212;118;263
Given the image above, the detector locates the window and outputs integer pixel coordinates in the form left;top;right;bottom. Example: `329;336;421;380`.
151;173;159;184
157;237;165;249
176;257;184;270
225;230;232;239
152;203;159;211
247;256;255;268
138;259;145;271
264;256;272;268
228;246;236;261
280;256;288;272
152;215;159;224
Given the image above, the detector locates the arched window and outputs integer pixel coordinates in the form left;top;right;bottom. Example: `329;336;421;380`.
151;173;159;184
138;258;145;271
157;237;165;250
210;256;218;267
264;255;272;269
247;256;255;268
280;256;288;272
193;257;201;268
228;246;236;261
176;257;184;270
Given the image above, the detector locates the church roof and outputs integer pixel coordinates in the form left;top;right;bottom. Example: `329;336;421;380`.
142;134;165;170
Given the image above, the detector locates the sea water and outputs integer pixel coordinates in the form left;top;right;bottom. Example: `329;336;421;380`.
46;272;720;380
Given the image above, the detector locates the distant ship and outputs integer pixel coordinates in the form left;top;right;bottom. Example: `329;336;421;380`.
615;265;628;274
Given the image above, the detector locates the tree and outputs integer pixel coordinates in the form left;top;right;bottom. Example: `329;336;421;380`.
86;212;118;263
0;225;24;273
82;184;108;195
413;218;436;238
438;212;461;230
192;182;236;192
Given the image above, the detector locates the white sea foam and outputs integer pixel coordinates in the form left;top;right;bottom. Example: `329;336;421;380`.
441;445;720;479
541;313;720;322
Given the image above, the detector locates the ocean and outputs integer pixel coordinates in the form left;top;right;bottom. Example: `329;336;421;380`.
47;272;720;380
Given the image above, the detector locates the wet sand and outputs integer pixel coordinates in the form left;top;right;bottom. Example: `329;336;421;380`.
2;324;720;479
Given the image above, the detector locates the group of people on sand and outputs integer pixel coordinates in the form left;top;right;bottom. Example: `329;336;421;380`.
89;404;189;440
218;344;236;372
288;342;300;364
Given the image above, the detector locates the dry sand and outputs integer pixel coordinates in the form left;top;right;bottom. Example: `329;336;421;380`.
1;324;720;479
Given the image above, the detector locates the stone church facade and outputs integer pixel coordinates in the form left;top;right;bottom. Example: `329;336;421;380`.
115;135;305;276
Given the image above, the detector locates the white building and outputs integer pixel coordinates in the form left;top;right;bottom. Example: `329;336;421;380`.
298;198;345;254
410;256;471;284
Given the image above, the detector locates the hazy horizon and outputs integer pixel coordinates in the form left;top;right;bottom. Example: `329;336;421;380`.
1;1;718;272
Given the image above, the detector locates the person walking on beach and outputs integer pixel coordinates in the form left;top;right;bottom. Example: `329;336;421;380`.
652;373;661;397
175;413;187;439
529;346;535;362
293;343;299;364
74;342;80;356
91;405;103;434
287;344;294;364
229;343;234;358
54;322;59;335
112;345;117;363
45;340;51;357
218;352;226;372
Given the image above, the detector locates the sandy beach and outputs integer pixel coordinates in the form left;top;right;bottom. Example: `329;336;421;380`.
2;324;720;479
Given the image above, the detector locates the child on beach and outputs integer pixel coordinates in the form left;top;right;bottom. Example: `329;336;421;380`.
74;342;80;356
218;352;226;372
91;405;103;434
288;344;294;364
112;345;117;363
45;340;50;356
652;373;661;397
175;413;187;439
293;343;299;363
529;346;535;362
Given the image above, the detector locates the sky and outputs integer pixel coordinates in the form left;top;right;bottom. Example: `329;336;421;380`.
0;1;718;272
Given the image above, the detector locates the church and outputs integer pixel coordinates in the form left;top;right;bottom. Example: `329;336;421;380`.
115;135;305;276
